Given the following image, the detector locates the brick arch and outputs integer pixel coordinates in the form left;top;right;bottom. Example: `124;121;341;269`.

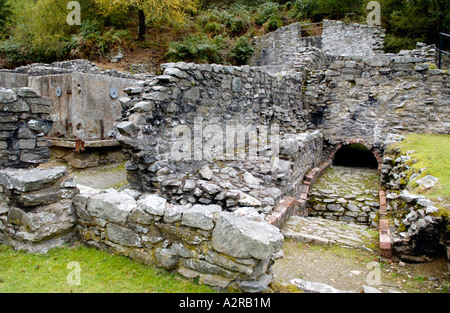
328;139;383;172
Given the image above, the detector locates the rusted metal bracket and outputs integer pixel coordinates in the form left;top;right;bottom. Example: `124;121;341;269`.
75;138;85;154
100;119;105;140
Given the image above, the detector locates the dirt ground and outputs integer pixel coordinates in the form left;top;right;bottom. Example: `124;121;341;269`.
272;240;449;293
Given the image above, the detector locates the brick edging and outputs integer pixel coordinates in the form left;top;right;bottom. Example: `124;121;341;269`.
266;160;331;228
379;189;393;259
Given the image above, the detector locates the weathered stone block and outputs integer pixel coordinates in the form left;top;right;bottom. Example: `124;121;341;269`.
106;223;141;247
155;247;179;270
87;190;136;224
0;167;67;192
7;200;75;244
0;88;18;104
116;121;138;137
211;212;284;260
181;204;221;231
137;194;167;216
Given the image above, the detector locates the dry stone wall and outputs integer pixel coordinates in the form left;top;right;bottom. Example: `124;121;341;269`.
74;186;284;292
0;166;79;253
380;138;449;260
115;62;324;221
321;19;385;57
116;62;308;192
304;47;449;149
0;87;53;168
248;19;385;73
248;22;326;73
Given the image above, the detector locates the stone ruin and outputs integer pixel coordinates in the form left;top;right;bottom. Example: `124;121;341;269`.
0;60;152;168
0;20;449;291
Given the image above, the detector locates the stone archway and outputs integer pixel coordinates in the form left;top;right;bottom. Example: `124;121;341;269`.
302;139;383;226
329;139;383;172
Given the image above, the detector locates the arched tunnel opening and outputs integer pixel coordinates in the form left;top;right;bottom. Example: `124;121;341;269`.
333;143;378;168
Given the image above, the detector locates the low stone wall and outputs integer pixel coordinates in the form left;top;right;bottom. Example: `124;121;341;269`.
278;130;324;198
0;87;53;168
0;166;79;253
0;164;285;292
381;137;449;261
120;130;322;226
74;186;284;292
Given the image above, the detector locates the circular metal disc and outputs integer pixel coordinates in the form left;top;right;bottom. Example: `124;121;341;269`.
110;88;119;99
55;86;62;98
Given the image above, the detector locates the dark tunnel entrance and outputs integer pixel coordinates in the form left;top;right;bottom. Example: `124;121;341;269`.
333;143;378;168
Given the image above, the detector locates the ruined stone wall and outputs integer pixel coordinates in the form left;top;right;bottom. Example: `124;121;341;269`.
248;20;384;74
0;166;78;253
116;62;307;191
304;50;450;150
321;19;385;57
248;22;326;73
0;60;145;140
279;131;323;198
380;138;449;260
114;62;327;223
74;186;284;292
0;87;53;168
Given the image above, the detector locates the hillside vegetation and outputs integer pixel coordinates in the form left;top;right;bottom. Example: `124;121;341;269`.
0;0;449;70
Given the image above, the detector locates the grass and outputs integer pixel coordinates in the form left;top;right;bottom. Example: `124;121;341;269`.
0;244;215;293
390;134;450;210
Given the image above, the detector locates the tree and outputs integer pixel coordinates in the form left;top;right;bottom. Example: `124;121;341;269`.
377;0;450;52
6;0;72;47
0;0;11;35
95;0;199;41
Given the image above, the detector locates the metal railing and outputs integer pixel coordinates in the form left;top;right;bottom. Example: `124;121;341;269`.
299;22;323;37
438;32;450;69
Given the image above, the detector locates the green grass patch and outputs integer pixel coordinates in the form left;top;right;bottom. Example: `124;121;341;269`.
390;134;450;210
0;244;215;293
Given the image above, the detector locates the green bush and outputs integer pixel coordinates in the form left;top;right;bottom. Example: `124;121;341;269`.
199;5;251;37
227;14;252;36
384;34;417;54
166;34;226;64
254;2;280;25
69;20;133;60
0;0;11;38
204;21;222;35
0;40;70;68
265;14;283;31
228;36;254;65
288;0;364;22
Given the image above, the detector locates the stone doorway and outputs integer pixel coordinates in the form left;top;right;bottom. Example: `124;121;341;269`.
333;143;379;169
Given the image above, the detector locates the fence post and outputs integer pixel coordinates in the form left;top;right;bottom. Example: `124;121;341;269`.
439;33;442;69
